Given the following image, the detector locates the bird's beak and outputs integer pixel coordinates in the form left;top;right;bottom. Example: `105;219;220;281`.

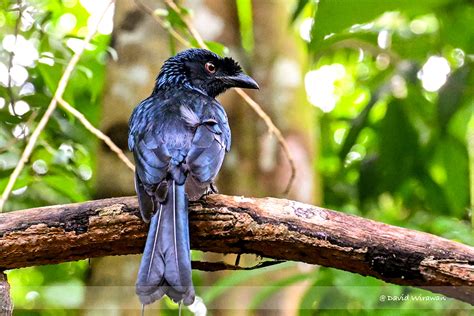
221;73;259;89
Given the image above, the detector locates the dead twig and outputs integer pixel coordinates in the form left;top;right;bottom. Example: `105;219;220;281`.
191;260;286;272
134;0;190;47
57;98;135;171
163;0;207;48
235;88;296;194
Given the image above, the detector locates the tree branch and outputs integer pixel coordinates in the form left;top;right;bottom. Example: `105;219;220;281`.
0;272;12;316
0;195;473;304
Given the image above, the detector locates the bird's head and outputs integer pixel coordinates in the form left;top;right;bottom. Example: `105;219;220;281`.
155;48;259;98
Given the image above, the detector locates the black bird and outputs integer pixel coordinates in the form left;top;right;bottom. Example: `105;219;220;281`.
128;48;259;306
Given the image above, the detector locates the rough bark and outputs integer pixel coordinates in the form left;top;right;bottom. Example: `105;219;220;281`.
0;195;473;305
0;272;12;316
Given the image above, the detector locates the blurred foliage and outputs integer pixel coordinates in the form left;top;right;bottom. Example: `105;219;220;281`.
236;0;254;54
0;0;109;210
288;0;473;313
292;0;474;239
1;0;110;314
1;0;473;314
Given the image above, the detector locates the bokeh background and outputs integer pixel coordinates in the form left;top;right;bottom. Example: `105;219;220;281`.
0;0;473;314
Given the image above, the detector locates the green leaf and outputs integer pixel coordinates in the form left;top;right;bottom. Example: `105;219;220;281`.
42;174;88;202
298;280;320;315
204;41;229;56
249;273;315;310
166;6;187;30
339;69;392;160
431;135;469;216
0;169;31;192
438;5;474;52
358;154;380;203
236;0;254;54
37;63;61;94
333;271;385;309
377;99;418;192
0;111;23;124
202;261;294;304
298;269;338;314
418;171;450;214
437;65;470;132
22;93;50;109
339;98;376;160
310;0;453;50
291;0;310;22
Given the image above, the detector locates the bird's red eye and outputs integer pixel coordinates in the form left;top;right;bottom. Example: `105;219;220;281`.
205;62;216;74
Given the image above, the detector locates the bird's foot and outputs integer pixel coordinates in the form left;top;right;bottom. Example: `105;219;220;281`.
201;183;219;198
210;182;219;194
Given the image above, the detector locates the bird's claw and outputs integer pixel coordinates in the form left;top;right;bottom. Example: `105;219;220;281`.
210;183;219;193
201;183;219;198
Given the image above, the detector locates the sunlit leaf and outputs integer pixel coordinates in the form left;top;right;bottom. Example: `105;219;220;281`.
0;169;31;192
310;0;453;50
42;174;88;202
202;261;294;304
358;154;380;203
437;65;470;132
250;272;315;310
236;0;254;54
0;111;24;124
377;99;418;192
431;135;469;216
166;6;187;30
291;0;310;22
204;41;228;56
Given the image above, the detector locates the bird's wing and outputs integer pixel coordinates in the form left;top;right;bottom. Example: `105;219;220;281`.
129;97;193;220
185;101;230;200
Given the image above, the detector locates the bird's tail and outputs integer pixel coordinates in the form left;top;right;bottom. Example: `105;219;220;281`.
136;180;195;305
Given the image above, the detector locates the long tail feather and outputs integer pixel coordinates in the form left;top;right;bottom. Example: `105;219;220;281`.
136;180;195;305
